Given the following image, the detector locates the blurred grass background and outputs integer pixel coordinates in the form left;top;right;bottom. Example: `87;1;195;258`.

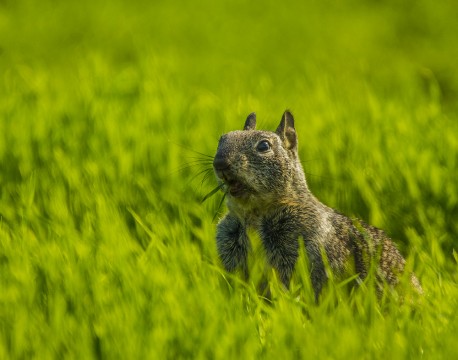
0;0;457;358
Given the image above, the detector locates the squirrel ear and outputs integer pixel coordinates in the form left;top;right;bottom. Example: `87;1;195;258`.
243;112;256;130
276;110;297;150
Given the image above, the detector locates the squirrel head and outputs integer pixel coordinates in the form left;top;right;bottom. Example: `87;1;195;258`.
213;111;304;204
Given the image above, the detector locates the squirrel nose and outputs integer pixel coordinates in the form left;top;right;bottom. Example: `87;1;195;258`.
213;155;230;170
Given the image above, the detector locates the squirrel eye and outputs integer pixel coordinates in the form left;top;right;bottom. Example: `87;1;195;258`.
256;140;271;152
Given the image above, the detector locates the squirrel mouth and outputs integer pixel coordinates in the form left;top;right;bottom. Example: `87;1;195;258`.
227;180;247;198
216;170;249;198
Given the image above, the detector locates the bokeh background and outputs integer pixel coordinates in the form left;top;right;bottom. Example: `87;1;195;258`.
1;0;457;358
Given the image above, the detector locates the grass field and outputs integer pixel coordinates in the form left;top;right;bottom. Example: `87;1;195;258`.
1;0;457;358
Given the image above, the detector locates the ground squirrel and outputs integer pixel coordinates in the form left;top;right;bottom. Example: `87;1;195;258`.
213;111;422;302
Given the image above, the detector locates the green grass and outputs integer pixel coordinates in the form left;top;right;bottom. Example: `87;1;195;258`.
1;0;457;358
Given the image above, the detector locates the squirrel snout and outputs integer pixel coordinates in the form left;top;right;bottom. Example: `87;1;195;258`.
213;156;230;171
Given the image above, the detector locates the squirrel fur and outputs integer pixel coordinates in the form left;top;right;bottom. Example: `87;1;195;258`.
213;111;422;301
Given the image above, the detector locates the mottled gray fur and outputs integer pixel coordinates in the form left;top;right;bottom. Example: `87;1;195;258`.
213;111;422;302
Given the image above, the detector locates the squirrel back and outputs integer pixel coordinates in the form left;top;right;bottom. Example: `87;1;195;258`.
213;111;422;301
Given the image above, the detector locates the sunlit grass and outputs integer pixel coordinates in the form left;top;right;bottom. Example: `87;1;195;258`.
1;0;457;358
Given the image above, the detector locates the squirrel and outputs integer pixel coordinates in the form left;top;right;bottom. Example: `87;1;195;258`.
213;110;422;302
